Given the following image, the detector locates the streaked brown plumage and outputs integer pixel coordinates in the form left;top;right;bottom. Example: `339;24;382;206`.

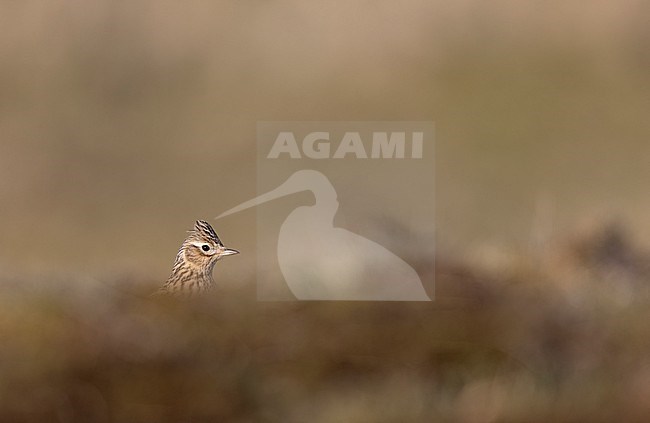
158;220;239;295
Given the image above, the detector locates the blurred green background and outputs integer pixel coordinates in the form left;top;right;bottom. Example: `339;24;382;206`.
1;1;650;422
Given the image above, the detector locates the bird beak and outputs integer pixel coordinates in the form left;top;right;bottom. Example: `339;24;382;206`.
219;248;240;257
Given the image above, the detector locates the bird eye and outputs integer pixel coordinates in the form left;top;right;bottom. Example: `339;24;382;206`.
201;244;210;252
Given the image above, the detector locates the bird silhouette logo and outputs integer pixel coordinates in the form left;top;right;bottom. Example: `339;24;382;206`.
217;169;431;301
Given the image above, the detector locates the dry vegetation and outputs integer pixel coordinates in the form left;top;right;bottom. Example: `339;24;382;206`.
1;224;650;422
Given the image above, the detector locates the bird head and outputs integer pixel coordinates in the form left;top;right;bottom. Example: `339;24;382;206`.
182;220;239;268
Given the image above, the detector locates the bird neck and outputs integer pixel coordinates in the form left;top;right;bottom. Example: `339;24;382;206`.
166;246;216;291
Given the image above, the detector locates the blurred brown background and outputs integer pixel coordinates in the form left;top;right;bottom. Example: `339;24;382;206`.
1;0;648;277
1;1;650;422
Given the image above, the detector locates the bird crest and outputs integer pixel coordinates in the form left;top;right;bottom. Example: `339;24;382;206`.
190;220;222;245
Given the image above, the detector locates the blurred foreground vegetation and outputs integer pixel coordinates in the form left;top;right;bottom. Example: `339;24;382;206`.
2;223;650;422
